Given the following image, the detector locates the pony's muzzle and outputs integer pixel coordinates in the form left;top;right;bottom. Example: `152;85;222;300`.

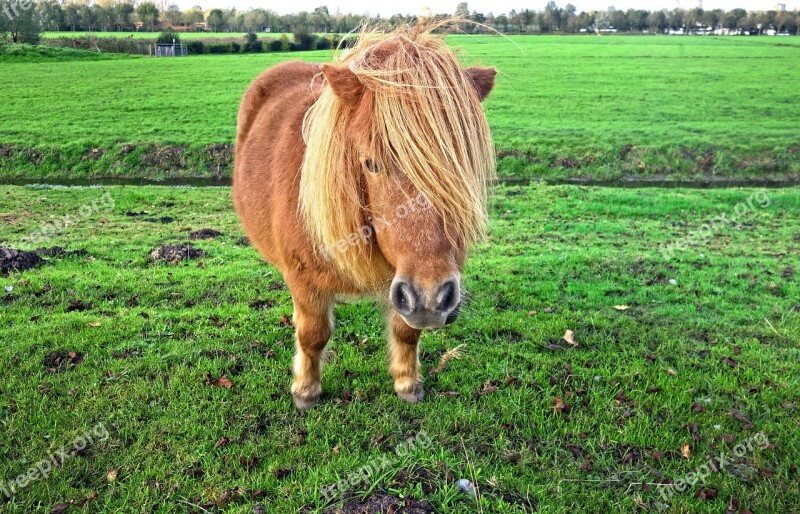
390;276;461;329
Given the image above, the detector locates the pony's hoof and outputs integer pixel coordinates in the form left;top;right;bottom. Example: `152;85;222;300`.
291;383;321;410
395;379;424;403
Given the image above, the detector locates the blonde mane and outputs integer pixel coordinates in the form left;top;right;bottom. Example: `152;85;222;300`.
299;20;496;289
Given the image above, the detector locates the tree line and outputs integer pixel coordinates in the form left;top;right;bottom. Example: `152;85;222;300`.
2;1;799;45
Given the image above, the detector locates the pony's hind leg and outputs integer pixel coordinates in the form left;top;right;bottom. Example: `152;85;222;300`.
289;290;333;410
388;311;424;403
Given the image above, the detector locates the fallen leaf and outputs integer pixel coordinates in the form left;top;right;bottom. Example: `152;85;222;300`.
215;436;230;448
87;321;101;327
208;375;233;389
680;442;692;460
240;456;260;471
552;397;570;414
665;367;678;376
51;503;70;514
272;468;291;479
562;330;578;347
731;409;754;429
721;357;738;368
106;469;118;482
614;305;631;311
696;488;718;500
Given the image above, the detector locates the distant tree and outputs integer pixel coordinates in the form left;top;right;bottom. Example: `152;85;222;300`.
63;4;79;31
494;13;509;32
183;6;204;26
206;9;224;31
36;2;63;31
540;1;561;32
113;3;133;30
724;8;746;29
135;2;159;32
312;5;330;32
77;4;95;32
164;5;183;27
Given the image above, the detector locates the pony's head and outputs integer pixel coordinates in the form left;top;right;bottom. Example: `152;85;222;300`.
300;21;496;329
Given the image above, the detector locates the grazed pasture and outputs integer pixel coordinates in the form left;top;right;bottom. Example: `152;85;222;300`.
1;35;798;180
0;184;798;512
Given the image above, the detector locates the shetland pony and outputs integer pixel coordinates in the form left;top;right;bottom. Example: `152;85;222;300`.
233;21;496;409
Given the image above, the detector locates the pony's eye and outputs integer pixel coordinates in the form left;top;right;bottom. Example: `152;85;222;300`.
364;159;380;174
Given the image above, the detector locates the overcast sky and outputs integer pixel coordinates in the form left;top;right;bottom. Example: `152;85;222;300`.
176;0;796;17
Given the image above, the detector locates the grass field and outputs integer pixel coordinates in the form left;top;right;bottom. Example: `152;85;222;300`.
1;35;798;181
0;183;798;512
41;31;292;40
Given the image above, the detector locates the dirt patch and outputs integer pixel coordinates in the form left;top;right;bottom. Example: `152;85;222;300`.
497;149;540;163
235;236;250;246
1;247;44;273
619;144;635;160
324;493;434;514
694;148;717;173
82;148;104;161
150;244;207;264
142;145;187;171
205;143;234;173
0;145;42;165
1;246;86;273
144;217;175;224
189;228;222;240
43;350;85;373
119;143;138;156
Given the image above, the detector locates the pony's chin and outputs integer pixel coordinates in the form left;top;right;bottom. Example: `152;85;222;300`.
400;302;460;330
400;314;448;331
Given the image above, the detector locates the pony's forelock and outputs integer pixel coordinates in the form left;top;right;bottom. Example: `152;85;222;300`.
299;19;495;289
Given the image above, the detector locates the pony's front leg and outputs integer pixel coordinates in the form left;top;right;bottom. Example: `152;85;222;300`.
388;310;424;403
290;292;333;410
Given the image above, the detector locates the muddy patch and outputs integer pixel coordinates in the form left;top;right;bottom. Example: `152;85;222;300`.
0;144;42;165
189;228;222;240
82;148;104;161
150;244;207;264
141;144;187;171
1;247;44;273
205;143;234;173
324;493;433;514
43;350;85;373
0;246;85;273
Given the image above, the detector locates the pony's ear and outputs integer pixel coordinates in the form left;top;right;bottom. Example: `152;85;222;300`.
321;63;364;104
465;67;496;102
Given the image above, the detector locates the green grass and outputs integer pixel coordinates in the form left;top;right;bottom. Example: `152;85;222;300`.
0;43;138;63
1;35;799;180
0;184;798;512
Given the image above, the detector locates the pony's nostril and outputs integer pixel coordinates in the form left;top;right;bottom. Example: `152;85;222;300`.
436;280;459;314
391;281;417;315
